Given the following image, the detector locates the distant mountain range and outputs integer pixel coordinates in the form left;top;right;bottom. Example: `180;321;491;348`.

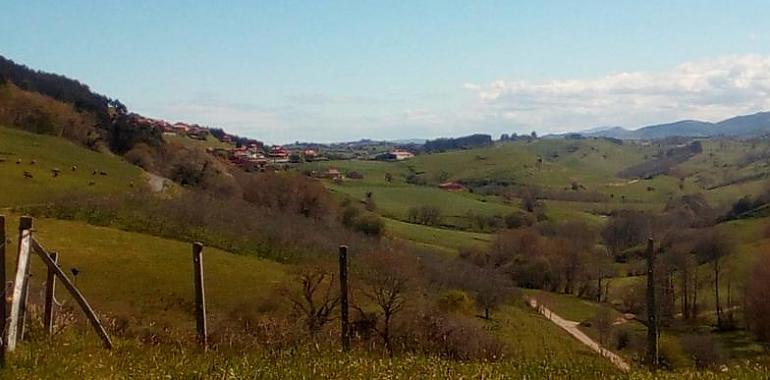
559;111;770;140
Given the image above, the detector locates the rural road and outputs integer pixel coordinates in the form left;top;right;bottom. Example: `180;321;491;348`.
527;298;631;372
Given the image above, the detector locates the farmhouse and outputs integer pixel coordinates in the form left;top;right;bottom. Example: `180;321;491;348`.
321;168;343;181
188;126;210;140
438;181;464;192
268;145;290;163
376;149;415;161
173;122;191;135
303;149;317;161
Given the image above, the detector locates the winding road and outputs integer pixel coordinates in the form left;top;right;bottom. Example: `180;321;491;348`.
528;298;631;372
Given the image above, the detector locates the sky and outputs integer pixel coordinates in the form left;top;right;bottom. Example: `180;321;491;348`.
2;1;770;144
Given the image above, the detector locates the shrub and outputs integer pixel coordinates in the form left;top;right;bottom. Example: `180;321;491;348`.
680;334;725;369
352;213;384;237
658;336;690;370
747;251;770;342
436;290;474;316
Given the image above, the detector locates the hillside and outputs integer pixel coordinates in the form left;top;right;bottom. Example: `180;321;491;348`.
576;111;770;139
0;126;144;206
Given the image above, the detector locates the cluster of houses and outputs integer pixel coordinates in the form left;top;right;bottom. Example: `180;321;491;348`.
129;114;213;140
223;144;324;171
127;114;419;172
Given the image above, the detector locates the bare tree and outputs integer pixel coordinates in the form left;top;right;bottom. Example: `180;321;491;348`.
694;230;731;329
284;265;340;335
357;251;412;356
469;266;510;319
594;306;615;351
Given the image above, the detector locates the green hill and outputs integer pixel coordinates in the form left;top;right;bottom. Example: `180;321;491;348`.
0;126;144;207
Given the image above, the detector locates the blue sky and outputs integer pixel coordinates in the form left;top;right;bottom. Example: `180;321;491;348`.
3;1;770;143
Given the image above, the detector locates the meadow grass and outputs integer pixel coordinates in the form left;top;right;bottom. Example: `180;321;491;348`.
384;217;492;252
0;126;143;207
2;214;287;328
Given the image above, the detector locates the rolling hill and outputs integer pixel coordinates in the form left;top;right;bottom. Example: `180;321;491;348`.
575;111;770;139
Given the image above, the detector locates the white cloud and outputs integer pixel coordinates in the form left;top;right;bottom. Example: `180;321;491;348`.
464;55;770;133
138;55;770;143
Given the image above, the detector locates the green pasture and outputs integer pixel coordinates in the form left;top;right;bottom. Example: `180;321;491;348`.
0;126;144;207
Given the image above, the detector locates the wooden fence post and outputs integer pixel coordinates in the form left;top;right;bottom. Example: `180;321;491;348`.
339;245;350;351
645;237;659;369
17;216;32;341
44;251;59;335
30;239;112;349
0;215;6;364
192;242;207;349
7;216;32;352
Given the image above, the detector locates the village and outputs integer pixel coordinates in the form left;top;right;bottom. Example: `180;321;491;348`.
128;114;418;179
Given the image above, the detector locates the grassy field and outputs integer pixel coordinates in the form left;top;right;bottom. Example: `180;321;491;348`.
2;214;287;328
298;137;770;256
0;126;144;207
384;218;492;252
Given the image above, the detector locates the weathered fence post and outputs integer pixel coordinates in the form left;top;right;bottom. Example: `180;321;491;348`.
17;216;33;341
30;239;112;349
339;245;350;351
7;216;33;352
44;251;59;335
0;215;6;365
192;242;207;349
645;237;659;369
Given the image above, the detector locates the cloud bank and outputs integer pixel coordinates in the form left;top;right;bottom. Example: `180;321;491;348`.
463;55;770;134
138;55;770;143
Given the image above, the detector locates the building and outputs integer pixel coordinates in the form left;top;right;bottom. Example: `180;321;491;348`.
268;145;290;163
376;149;415;161
438;182;464;192
303;149;318;161
173;122;191;135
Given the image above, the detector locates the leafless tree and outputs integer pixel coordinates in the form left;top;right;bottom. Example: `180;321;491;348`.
283;265;340;335
357;250;412;356
694;230;731;329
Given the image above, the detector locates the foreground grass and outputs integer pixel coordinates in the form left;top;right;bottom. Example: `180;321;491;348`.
3;334;768;379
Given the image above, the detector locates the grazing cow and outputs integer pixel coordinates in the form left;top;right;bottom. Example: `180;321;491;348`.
16;158;22;164
30;159;36;165
51;168;61;177
92;170;97;176
99;171;108;176
71;165;78;171
23;171;33;179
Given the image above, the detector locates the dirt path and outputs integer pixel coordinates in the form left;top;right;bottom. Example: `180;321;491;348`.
527;298;631;372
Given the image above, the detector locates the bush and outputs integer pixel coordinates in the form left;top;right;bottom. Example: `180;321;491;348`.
504;211;534;229
680;334;725;369
124;142;156;170
400;307;506;360
436;290;474;316
352;213;384;237
407;205;443;226
658;336;690;370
